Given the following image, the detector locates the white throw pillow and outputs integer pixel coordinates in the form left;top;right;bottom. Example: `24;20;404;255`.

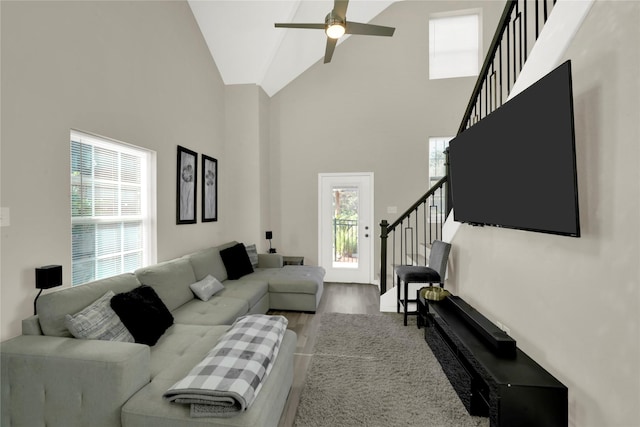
65;290;135;342
190;275;224;301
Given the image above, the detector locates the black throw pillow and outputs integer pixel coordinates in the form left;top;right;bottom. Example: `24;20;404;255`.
220;243;254;280
110;285;173;346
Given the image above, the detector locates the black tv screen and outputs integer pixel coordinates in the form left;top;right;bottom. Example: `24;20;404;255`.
449;60;580;237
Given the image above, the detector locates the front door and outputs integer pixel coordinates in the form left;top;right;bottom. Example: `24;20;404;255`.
318;173;373;283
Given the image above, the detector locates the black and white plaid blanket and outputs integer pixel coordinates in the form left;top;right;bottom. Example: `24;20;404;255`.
163;314;288;418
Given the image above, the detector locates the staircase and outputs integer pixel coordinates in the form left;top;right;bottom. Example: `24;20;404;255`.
379;0;559;300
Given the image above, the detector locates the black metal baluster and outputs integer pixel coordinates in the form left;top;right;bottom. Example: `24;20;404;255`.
506;10;511;93
499;41;503;106
484;76;488;119
536;0;540;39
515;12;520;78
436;205;441;242
399;219;404;268
423;201;428;264
515;2;521;74
523;0;528;63
512;10;517;88
478;85;482;121
406;226;414;266
493;70;498;112
425;194;433;244
411;206;420;264
392;229;396;289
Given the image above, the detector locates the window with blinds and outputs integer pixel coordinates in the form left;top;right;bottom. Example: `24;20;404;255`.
428;136;453;222
70;130;156;286
429;11;481;80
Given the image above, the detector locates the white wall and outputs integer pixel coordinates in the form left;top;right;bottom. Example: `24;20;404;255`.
269;0;504;267
0;1;228;340
223;84;272;252
259;88;272;252
450;1;640;426
224;84;262;246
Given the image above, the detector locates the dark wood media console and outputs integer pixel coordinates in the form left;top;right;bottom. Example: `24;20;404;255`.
419;294;567;427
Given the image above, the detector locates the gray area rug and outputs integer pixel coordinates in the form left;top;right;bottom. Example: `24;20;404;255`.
293;312;488;427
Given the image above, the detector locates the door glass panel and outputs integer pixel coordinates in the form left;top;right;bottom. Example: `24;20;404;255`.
332;186;358;269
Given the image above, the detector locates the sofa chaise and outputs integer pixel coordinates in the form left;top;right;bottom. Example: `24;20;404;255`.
0;241;325;427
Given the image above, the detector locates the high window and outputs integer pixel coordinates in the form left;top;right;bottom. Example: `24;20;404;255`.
70;130;156;286
429;11;481;80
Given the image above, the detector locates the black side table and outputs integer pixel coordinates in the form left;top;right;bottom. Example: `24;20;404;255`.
283;256;304;266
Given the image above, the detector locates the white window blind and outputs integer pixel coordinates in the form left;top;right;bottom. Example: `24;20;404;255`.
70;130;156;286
429;12;480;80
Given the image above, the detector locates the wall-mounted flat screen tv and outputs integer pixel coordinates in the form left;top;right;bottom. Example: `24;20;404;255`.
449;60;580;237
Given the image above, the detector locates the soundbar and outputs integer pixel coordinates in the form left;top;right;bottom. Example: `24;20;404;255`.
446;296;516;358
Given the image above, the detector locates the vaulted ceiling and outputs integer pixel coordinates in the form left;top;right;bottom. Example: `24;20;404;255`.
188;0;399;97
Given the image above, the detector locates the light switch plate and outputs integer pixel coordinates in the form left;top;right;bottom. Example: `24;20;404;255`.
1;207;10;227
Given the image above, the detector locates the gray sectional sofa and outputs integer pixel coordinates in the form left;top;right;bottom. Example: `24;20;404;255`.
1;241;325;427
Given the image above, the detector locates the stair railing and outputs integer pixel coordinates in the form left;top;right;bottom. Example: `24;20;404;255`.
459;0;557;133
379;0;557;294
380;175;448;294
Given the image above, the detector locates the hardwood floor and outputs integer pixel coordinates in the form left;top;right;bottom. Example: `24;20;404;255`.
269;282;381;427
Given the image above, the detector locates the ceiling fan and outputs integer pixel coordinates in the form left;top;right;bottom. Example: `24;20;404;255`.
275;0;395;64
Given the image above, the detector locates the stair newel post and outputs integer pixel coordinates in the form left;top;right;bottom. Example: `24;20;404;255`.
379;220;389;294
444;147;453;217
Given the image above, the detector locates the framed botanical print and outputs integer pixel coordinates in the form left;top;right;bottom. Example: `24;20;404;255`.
177;145;197;224
202;154;218;222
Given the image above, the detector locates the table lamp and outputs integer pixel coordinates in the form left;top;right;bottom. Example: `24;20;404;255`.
34;265;62;315
266;231;276;254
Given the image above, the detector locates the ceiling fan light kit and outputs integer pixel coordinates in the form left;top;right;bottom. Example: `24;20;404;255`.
326;24;345;39
325;12;346;39
274;0;395;63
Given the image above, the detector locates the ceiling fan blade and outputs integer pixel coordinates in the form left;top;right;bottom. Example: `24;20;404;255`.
274;23;326;30
333;0;349;20
345;21;395;37
324;37;338;64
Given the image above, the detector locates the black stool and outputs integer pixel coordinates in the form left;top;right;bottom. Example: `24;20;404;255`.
395;240;451;326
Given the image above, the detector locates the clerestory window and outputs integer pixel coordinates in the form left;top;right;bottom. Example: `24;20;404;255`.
70;130;156;286
429;10;481;80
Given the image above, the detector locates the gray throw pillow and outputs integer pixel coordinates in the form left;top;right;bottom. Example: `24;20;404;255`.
65;290;134;342
190;275;224;301
245;243;259;268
